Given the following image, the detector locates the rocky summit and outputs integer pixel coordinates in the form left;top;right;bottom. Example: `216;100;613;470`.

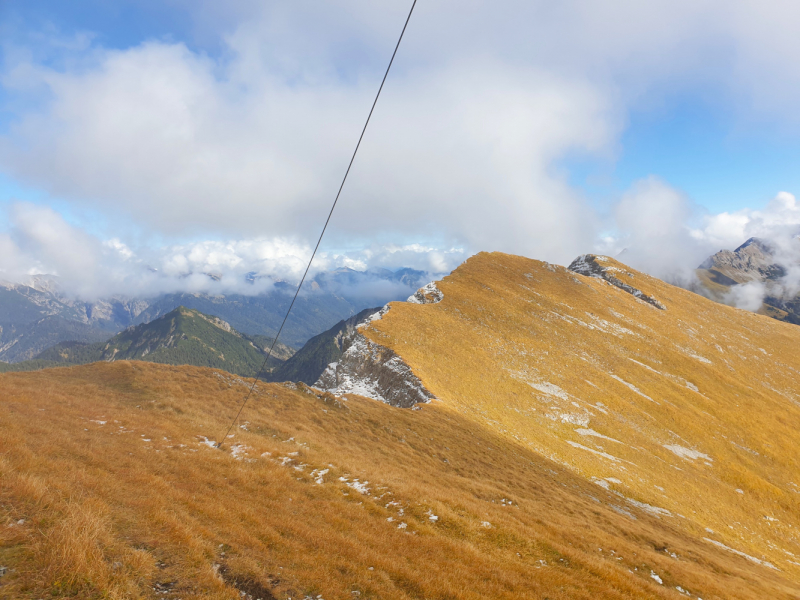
696;237;800;324
1;252;799;599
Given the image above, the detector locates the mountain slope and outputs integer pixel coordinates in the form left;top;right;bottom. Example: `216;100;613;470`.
0;361;795;600
30;307;293;377
268;306;381;385
323;251;800;586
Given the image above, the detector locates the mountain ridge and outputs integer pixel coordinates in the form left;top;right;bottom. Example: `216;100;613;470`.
0;306;294;378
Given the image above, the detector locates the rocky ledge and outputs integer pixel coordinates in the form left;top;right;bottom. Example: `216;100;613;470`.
314;283;441;407
569;255;666;311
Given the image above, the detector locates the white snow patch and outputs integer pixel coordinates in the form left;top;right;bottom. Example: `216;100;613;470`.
340;477;370;495
530;381;570;400
576;428;622;443
230;444;250;460
610;374;657;403
311;468;329;485
559;413;590;427
703;538;778;570
664;444;712;462
625;497;672;518
650;571;663;584
198;436;217;449
567;441;622;462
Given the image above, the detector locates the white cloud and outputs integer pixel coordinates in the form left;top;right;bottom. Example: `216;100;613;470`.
726;281;767;312
4;1;800;298
0;202;462;299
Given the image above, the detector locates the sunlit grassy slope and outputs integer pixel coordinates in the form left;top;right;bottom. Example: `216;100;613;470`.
1;252;799;599
363;252;800;591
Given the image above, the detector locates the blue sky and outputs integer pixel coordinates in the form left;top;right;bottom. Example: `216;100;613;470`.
2;1;800;296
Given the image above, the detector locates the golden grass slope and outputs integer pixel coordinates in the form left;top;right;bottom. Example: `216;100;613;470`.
0;252;798;599
362;252;800;590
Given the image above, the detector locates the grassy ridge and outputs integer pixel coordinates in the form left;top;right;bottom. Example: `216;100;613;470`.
362;252;800;581
0;361;793;599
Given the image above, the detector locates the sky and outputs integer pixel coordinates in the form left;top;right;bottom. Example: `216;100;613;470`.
2;0;800;299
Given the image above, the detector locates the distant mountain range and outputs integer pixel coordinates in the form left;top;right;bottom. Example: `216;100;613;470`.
0;266;433;363
695;237;800;324
0;306;293;378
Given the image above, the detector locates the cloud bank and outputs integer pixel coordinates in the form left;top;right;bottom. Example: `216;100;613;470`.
3;1;800;300
0;202;465;299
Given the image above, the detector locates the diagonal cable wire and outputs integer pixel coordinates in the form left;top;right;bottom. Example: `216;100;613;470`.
217;0;418;449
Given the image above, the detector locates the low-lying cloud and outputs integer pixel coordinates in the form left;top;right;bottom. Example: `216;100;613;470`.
0;202;464;299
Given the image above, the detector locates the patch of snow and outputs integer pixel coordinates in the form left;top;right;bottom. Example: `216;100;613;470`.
664;444;712;462
311;468;329;484
625;497;672;518
576;428;622;443
566;441;622;462
340;478;370;495
609;374;657;403
650;571;663;584
703;538;778;570
609;505;636;520
230;444;250;460
559;413;590;427
198;436;217;449
528;380;570;401
361;305;390;325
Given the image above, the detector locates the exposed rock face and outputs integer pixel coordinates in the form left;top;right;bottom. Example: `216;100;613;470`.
407;282;443;304
314;297;437;407
315;334;435;407
569;255;666;310
699;238;785;283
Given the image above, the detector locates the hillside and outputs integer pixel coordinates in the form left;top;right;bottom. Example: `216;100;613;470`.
21;307;294;378
1;253;800;599
268;307;381;385
320;252;800;591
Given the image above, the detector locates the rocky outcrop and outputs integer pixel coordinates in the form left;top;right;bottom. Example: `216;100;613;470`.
314;333;435;407
314;293;438;408
407;282;443;304
569;255;666;310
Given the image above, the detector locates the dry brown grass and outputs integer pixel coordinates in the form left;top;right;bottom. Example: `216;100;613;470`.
0;359;794;599
1;252;800;598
